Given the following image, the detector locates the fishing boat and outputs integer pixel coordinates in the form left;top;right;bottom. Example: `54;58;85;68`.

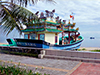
5;10;83;50
90;37;95;39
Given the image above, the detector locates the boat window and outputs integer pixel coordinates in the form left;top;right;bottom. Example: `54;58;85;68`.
24;34;28;39
38;34;45;40
30;34;36;39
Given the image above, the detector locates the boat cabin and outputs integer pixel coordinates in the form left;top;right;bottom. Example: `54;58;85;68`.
22;25;61;45
22;19;62;45
22;9;79;45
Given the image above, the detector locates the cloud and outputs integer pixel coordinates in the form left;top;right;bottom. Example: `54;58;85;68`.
26;0;100;26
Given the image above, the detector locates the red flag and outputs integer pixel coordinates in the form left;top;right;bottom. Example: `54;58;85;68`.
70;15;74;20
70;15;73;18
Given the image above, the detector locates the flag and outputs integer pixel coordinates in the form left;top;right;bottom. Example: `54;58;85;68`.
70;12;75;20
70;15;74;20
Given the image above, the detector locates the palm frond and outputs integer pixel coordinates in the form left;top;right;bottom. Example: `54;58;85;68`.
0;0;55;35
0;2;38;35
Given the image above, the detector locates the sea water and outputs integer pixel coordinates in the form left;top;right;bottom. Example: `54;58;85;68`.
81;37;100;47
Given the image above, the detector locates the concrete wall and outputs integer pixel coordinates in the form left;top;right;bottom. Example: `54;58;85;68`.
45;33;55;44
45;50;100;59
45;32;59;44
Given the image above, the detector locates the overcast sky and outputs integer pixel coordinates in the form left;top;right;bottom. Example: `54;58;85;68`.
25;0;100;37
1;0;100;43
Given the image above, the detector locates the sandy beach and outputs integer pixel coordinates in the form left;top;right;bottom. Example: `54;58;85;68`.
0;43;8;45
80;47;100;51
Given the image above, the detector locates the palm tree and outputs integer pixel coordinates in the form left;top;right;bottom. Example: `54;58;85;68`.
0;0;55;35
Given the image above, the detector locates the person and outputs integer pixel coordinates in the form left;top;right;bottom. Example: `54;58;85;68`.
64;38;68;44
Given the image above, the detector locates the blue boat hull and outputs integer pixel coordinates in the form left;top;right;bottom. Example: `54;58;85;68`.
6;36;83;50
7;39;50;49
49;39;83;50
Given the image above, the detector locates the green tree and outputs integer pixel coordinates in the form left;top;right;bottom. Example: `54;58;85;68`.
0;0;54;35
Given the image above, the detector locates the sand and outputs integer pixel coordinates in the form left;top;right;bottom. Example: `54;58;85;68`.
80;47;100;51
0;43;8;45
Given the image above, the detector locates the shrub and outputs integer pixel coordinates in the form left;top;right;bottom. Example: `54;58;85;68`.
82;48;86;50
0;65;50;75
91;50;100;52
0;50;38;58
